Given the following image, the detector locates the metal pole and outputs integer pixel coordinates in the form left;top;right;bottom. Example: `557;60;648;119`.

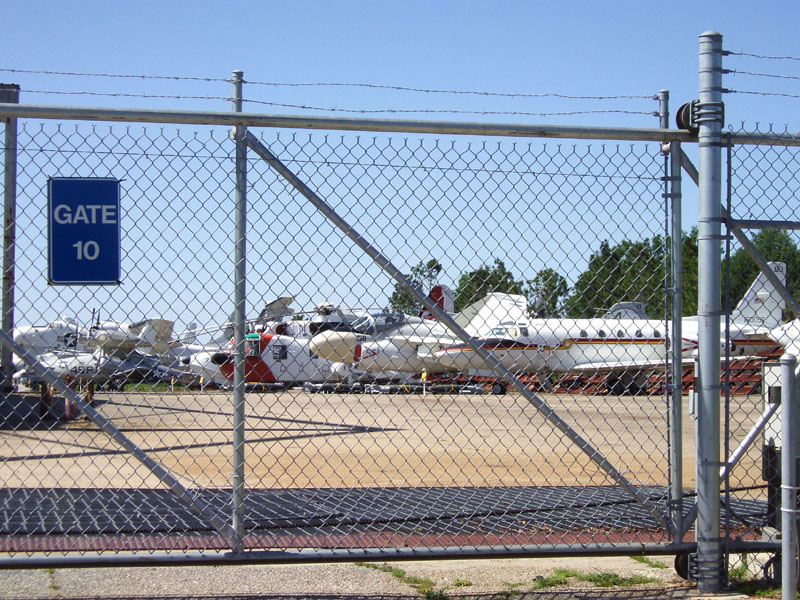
696;30;725;593
670;140;684;542
659;88;685;542
1;84;19;394
658;90;669;130
782;353;798;600
231;70;247;552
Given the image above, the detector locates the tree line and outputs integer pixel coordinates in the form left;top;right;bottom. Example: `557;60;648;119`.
388;229;800;320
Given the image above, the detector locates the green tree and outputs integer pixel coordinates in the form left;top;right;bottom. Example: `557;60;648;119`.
388;259;443;314
565;237;667;318
724;229;800;317
526;268;568;317
454;258;525;311
680;227;699;317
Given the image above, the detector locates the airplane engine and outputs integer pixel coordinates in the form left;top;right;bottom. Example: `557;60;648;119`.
309;330;360;364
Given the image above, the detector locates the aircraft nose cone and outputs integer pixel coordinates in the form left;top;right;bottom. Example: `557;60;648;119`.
210;352;230;366
310;330;359;363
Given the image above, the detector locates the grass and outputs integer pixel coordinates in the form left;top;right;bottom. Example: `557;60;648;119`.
44;567;60;593
630;554;669;569
530;569;577;589
358;562;662;596
729;580;781;597
728;554;750;582
517;568;659;592
356;562;448;599
580;572;659;587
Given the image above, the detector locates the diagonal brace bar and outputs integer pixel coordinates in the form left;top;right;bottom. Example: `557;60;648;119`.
246;131;668;529
0;329;240;547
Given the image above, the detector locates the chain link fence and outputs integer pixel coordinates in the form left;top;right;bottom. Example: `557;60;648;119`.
722;131;800;582
0;105;798;592
0;118;689;561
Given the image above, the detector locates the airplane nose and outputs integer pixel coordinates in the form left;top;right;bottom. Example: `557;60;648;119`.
210;352;230;365
310;330;359;363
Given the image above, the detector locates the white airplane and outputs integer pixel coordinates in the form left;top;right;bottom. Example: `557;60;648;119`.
13;314;178;389
211;331;351;386
309;291;529;375
430;262;788;386
310;264;788;392
12;316;89;359
20;348;187;389
166;297;355;387
86;318;175;357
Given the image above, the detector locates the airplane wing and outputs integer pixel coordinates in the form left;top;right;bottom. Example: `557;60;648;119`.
388;333;451;347
565;354;761;375
566;359;673;374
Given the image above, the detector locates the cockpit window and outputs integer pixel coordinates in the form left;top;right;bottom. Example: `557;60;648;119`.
352;313;405;336
489;326;508;337
247;337;261;357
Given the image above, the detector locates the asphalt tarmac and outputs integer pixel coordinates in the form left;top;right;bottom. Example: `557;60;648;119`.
0;389;773;598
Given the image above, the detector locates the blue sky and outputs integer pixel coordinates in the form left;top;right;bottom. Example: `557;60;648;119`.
3;1;799;127
2;1;800;331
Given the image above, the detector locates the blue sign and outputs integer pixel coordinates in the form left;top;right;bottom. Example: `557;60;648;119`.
48;178;120;285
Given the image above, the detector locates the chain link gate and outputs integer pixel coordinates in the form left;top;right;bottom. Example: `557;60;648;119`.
0;110;693;565
720;129;800;584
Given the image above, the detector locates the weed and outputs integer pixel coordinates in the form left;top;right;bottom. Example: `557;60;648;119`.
579;572;659;587
502;581;525;590
451;578;472;587
45;568;60;594
729;580;781;597
630;554;669;569
727;554;749;582
530;569;575;589
357;562;448;599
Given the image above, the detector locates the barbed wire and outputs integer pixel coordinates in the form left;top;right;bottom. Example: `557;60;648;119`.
0;67;230;83
243;79;656;101
20;88;231;102
726;69;800;82
3;67;656;104
725;89;800;100
242;98;657;117
725;50;800;62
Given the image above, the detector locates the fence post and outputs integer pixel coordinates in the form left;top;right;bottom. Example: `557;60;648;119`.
231;69;247;552
670;139;684;542
659;88;686;542
781;353;798;600
696;30;725;592
1;84;19;395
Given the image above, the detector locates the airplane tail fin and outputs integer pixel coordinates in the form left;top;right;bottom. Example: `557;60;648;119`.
454;293;528;337
731;261;786;330
183;322;198;345
130;319;175;354
211;313;235;346
420;285;454;319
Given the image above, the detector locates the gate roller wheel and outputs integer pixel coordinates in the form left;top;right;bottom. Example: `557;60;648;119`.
676;102;699;135
674;552;690;580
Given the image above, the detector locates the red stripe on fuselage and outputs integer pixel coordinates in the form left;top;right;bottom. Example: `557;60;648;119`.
218;333;277;383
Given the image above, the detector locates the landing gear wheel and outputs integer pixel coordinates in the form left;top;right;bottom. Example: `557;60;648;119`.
674;552;690;580
491;381;507;395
